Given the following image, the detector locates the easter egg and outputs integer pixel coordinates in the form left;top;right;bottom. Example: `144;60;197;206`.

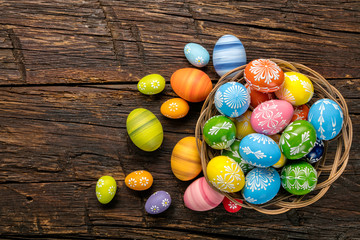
96;176;117;204
184;43;210;67
269;134;287;168
137;74;165;95
251;100;294;135
306;138;325;164
125;170;153;191
239;133;281;167
244;59;284;93
213;35;246;77
207;156;245;193
308;99;344;140
221;140;254;174
161;98;189;119
291;104;309;122
245;84;276;108
275;72;314;106
171;137;202;181
170;68;212;102
184;177;224;211
233;110;256;139
214;82;250;118
280;120;317;160
126;108;163;152
242;167;281;205
203;115;236;150
281;161;318;195
145;191;171;214
222;197;243;213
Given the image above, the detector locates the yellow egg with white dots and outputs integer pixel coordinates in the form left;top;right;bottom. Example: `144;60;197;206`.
160;98;189;119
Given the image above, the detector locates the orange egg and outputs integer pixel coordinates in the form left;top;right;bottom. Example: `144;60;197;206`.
170;68;213;102
160;98;189;119
125;170;153;191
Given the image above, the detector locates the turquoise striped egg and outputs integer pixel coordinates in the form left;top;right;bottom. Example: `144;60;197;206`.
184;43;210;67
213;35;246;77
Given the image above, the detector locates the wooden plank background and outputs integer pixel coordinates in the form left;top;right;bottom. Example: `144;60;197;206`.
0;0;359;239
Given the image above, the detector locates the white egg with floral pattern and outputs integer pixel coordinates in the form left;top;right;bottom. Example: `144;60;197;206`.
145;191;171;214
125;170;153;191
96;176;117;204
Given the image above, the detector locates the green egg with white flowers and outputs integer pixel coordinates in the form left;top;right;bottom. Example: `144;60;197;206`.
96;176;117;204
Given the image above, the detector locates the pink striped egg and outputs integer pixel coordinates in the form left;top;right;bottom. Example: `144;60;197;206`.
184;177;224;211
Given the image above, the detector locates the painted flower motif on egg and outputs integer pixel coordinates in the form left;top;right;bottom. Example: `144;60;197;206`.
96;176;117;204
222;197;243;213
125;170;153;191
184;43;210;67
137;74;165;95
306;138;325;164
145;191;171;214
160;98;189;119
203;115;236;150
221;140;254;174
233;110;256;140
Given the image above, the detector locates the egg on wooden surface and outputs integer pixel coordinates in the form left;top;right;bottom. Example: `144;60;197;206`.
291;104;310;123
145;191;171;214
96;176;117;204
222;197;243;213
171;137;202;181
308;98;344;140
214;82;250;118
184;177;224;211
170;68;213;102
184;43;210;67
233;110;256;140
213;34;246;77
305;138;325;164
269;134;287;168
203;115;236;150
125;170;153;191
239;133;281;167
242;167;281;205
275;72;314;106
137;74;165;95
221;139;254;174
126;108;163;152
245;83;276;108
160;98;189;119
251;100;294;135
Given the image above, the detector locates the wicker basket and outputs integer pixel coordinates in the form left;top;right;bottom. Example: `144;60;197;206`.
195;59;353;215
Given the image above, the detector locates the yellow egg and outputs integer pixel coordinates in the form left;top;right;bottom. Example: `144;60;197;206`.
96;176;117;204
269;134;287;168
275;72;314;106
234;110;256;139
161;98;189;119
125;170;153;191
207;156;245;193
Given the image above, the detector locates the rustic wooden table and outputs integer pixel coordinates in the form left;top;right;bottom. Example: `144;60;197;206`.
0;0;359;239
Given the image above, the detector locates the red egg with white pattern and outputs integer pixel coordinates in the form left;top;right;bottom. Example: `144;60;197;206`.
290;104;309;123
245;83;275;108
222;197;243;213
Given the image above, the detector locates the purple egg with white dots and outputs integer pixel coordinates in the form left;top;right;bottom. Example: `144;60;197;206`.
306;138;325;164
145;191;171;214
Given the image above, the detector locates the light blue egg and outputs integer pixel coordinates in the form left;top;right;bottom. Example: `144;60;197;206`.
239;133;280;167
213;35;246;77
214;82;250;118
308;99;344;140
184;43;210;67
242;167;280;205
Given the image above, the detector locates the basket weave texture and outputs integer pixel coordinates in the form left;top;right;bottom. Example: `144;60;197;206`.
195;59;353;215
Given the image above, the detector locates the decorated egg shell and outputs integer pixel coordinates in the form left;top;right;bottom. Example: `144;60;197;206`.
221;139;254;174
184;43;210;67
291;104;310;123
239;133;281;167
137;74;165;95
269;134;287;168
171;68;212;102
308;98;344;140
233;110;256;139
207;156;245;193
281;160;318;195
126;108;163;152
275;72;314;106
96;176;117;204
242;167;281;205
222;197;243;213
171;137;202;181
184;177;224;211
213;34;246;77
161;98;189;119
125;170;153;191
244;59;284;93
203;115;236;150
145;191;171;214
251;100;294;135
214;82;250;118
245;83;276;108
280;120;317;160
306;138;325;164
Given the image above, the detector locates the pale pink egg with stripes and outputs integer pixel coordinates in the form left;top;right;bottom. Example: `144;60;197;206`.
184;177;224;211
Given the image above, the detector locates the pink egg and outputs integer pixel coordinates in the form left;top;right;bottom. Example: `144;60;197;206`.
251;99;294;135
184;177;224;211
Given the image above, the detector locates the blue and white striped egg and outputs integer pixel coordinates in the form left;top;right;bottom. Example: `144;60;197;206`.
306;138;325;164
214;82;250;118
184;43;210;68
242;167;281;205
239;133;281;167
308;99;344;140
213;35;246;77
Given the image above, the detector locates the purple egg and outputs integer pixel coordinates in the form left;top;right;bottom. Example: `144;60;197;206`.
306;138;325;164
145;191;171;214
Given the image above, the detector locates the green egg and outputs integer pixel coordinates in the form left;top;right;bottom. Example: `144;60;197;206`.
203;115;236;150
137;74;166;95
96;176;117;204
221;139;254;174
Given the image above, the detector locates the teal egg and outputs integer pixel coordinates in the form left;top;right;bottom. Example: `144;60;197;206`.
184;43;210;67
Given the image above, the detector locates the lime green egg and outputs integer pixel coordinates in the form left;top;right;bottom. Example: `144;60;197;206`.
137;74;166;95
126;108;163;152
96;176;117;204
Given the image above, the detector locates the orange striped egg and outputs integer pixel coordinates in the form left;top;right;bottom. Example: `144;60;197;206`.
171;137;202;181
125;170;153;191
160;98;189;119
170;68;213;102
